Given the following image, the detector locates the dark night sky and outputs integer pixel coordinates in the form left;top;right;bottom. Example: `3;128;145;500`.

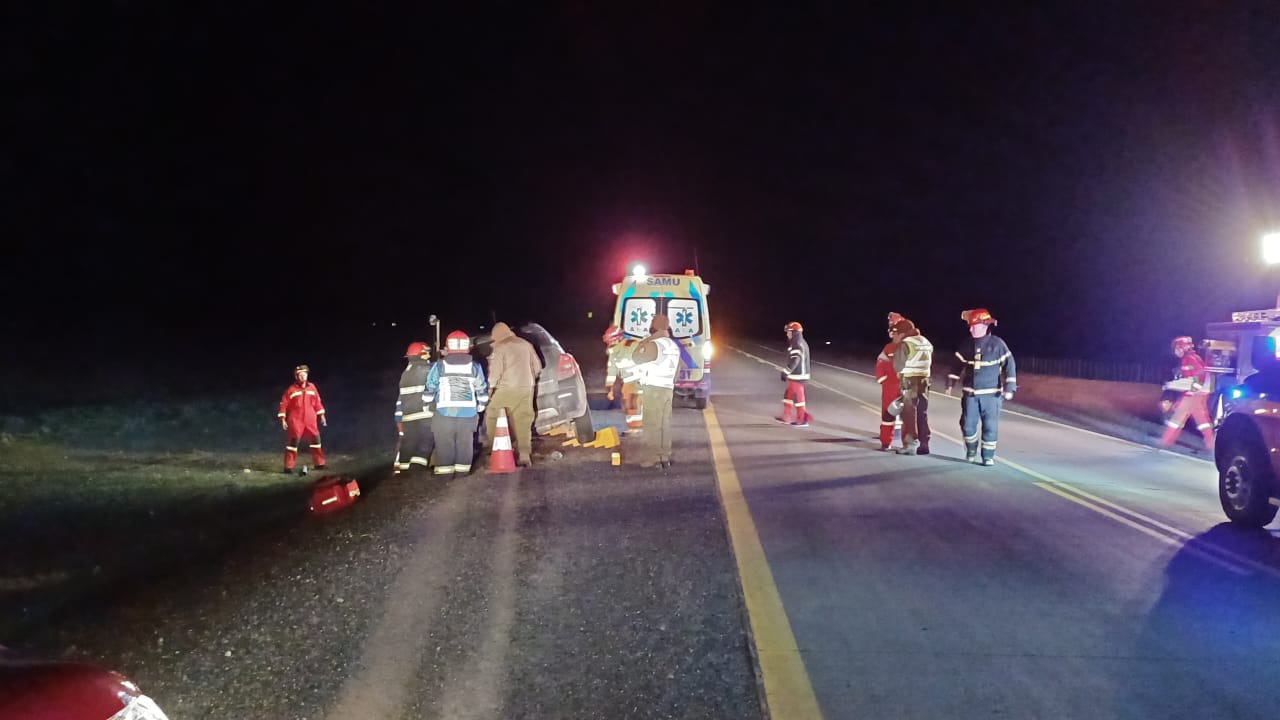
6;3;1280;373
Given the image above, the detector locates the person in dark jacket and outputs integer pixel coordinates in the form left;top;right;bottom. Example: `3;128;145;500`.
946;308;1017;465
394;341;435;474
775;321;812;427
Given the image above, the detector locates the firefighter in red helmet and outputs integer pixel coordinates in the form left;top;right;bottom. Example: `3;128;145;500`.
1160;336;1215;452
947;308;1016;465
604;325;644;429
277;364;327;473
875;312;904;450
775;321;812;427
394;341;436;474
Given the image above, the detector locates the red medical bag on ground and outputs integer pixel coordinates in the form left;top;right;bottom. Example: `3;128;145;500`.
308;476;361;515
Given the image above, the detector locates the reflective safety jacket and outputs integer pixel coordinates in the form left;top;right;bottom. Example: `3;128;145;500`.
395;357;433;423
948;334;1016;395
875;341;900;395
425;356;489;418
278;382;326;432
605;340;642;388
1171;350;1209;395
894;334;933;379
638;336;681;389
784;334;811;382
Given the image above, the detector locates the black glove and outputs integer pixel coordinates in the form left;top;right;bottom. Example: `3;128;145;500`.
780;371;788;382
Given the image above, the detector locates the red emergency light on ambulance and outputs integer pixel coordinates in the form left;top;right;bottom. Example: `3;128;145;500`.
611;265;713;408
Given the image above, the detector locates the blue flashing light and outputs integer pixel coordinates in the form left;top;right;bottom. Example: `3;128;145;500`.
1229;387;1245;400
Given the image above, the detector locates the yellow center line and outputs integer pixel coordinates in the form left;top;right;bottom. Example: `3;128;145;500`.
704;401;823;720
733;346;1272;579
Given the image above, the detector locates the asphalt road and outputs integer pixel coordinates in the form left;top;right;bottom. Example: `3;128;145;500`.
16;342;1280;719
723;343;1280;720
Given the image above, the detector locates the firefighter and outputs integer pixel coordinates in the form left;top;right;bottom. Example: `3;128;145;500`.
633;314;681;468
425;331;489;476
604;325;644;430
890;318;932;455
946;309;1017;465
1160;336;1215;452
394;341;435;474
876;312;904;450
277;364;327;474
775;321;812;427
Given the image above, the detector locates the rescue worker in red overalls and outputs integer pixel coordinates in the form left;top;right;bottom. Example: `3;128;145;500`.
278;364;327;473
875;312;904;450
604;325;644;430
1160;336;1215;452
775;321;812;427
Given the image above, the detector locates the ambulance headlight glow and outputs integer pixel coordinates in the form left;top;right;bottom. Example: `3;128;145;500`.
1263;232;1280;265
702;341;714;360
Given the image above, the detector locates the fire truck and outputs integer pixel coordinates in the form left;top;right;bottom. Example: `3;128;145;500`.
1205;307;1280;527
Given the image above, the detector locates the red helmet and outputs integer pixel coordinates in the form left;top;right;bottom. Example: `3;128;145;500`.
962;308;996;326
602;325;623;345
784;321;803;333
444;330;471;355
886;312;903;327
1171;336;1194;353
405;341;429;358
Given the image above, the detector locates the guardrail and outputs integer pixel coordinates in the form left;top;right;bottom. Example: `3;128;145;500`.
1015;356;1170;384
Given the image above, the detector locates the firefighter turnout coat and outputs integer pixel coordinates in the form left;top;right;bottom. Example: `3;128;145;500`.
949;334;1017;397
875;341;901;448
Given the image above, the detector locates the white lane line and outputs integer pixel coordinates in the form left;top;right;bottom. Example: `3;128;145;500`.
755;342;1210;465
733;346;1274;579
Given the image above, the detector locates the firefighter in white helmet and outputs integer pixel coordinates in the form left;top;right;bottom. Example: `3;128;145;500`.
424;331;489;476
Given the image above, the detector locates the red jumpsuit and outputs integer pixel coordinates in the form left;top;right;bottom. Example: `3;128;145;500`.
1160;350;1214;451
875;341;901;449
278;381;327;469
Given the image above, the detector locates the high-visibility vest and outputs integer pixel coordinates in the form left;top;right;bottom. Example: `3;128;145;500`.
898;335;933;379
640;337;681;389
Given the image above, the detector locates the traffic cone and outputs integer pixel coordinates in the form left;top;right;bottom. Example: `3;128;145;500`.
488;407;517;474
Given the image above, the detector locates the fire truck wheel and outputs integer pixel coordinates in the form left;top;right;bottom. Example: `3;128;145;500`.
694;395;708;410
1218;434;1279;528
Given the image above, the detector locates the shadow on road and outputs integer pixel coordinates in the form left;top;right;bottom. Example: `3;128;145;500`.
1121;522;1280;717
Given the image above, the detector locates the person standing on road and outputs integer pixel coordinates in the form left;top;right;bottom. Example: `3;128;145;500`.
484;321;543;467
876;312;904;450
946;309;1017;465
633;314;681;468
890;318;933;455
604;325;644;430
425;331;489;476
1160;335;1215;452
394;341;435;475
775;321;812;427
277;364;327;474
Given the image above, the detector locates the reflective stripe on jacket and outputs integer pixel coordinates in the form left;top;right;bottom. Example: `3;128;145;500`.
894;335;933;379
951;334;1016;395
425;357;489;418
785;335;811;381
395;358;433;422
639;336;681;389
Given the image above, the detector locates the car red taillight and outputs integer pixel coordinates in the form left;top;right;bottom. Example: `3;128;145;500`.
557;354;578;380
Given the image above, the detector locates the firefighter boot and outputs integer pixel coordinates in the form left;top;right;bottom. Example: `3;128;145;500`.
965;438;979;463
895;439;920;456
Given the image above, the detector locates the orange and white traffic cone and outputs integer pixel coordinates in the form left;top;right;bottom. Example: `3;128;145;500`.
488;407;517;474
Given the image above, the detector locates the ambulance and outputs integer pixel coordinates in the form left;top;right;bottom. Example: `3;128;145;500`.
611;266;713;408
